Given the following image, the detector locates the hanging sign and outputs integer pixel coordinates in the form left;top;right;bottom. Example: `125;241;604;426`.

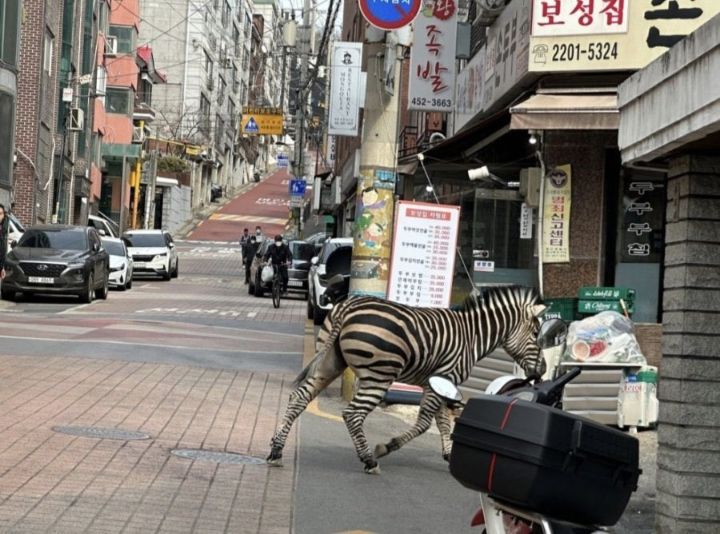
359;0;422;31
542;164;572;263
520;202;533;240
388;201;461;308
408;0;458;112
328;43;363;137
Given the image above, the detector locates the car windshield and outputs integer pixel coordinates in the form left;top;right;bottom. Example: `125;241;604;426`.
124;233;166;247
19;229;87;251
290;241;315;261
103;240;125;256
320;242;350;263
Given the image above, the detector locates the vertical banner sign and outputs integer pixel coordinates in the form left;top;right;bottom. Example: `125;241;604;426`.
520;202;533;240
543;165;572;263
328;43;363;136
325;135;336;168
388;201;461;308
408;0;458;112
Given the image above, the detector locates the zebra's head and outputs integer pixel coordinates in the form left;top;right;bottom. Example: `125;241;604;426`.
500;287;547;376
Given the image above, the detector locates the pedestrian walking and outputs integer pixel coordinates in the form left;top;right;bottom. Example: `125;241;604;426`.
245;235;259;284
254;225;264;243
239;228;250;266
0;204;8;280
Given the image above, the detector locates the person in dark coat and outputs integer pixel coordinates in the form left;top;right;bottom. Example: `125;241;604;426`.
263;235;292;294
0;204;7;280
245;235;259;284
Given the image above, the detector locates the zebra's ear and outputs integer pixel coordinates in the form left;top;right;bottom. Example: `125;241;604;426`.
531;304;547;317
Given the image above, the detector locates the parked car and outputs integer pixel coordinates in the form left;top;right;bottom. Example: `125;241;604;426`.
123;230;179;281
304;232;330;255
1;225;110;303
88;213;118;238
210;184;223;202
287;240;317;297
307;237;353;324
102;237;133;290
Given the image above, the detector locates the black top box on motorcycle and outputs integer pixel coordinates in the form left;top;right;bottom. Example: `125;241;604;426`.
450;395;640;526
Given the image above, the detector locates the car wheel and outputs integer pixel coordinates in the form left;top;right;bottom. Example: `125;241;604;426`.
307;298;313;320
96;274;109;300
254;273;264;297
313;304;326;326
162;268;171;281
80;274;94;303
172;260;179;278
126;276;132;290
1;287;15;301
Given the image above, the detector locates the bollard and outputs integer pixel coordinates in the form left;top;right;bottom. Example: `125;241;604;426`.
341;368;356;402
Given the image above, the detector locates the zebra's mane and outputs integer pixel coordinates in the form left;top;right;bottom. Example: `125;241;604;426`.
461;285;539;312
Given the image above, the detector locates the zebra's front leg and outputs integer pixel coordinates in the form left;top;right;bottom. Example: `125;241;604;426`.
374;390;443;460
267;386;312;466
435;404;453;462
343;378;393;474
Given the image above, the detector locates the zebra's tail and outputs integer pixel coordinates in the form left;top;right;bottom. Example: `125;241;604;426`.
292;303;348;388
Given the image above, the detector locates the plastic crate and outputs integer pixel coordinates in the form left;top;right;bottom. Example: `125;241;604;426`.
543;298;579;321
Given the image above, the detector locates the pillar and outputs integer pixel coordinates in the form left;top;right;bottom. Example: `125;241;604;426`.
658;154;720;532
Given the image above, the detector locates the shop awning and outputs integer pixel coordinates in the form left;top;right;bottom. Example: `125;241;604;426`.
156;176;179;187
510;91;619;131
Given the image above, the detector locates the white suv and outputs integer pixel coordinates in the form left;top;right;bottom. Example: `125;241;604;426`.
123;230;179;281
307;237;353;325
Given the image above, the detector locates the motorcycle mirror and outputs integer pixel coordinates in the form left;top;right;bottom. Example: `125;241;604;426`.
537;318;569;350
428;376;463;403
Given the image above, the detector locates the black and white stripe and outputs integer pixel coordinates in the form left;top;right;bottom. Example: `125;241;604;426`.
268;285;546;473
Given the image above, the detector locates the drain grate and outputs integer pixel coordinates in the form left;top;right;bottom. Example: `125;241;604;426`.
171;449;265;465
52;426;151;441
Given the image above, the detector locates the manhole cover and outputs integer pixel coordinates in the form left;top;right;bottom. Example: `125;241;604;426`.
171;449;265;465
52;426;151;441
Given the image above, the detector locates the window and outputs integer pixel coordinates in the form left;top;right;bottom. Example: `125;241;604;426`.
218;77;226;104
228;100;236;130
0;91;13;186
105;87;132;114
222;1;231;27
204;50;214;80
244;12;251;39
242;48;249;72
232;65;239;93
108;25;136;53
43;30;54;74
200;94;211;135
215;114;224;145
233;24;241;57
0;0;21;66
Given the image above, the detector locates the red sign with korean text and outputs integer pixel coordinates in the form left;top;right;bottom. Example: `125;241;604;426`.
532;0;629;37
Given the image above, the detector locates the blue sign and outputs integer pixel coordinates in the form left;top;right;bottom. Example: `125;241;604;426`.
244;117;259;134
359;0;421;31
277;154;289;168
289;179;306;197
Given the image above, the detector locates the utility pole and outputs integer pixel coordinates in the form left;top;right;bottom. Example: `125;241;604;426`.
293;0;313;237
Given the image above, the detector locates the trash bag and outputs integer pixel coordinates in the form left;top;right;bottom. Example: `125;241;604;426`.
261;265;275;283
563;311;646;365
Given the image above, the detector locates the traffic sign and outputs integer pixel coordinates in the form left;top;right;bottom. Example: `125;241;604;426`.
289;179;306;196
359;0;422;30
243;117;259;134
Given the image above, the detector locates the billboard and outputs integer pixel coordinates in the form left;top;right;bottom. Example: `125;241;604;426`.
328;42;363;137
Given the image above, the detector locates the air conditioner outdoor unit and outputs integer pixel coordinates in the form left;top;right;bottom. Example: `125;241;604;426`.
69;108;84;131
105;36;118;56
132;126;145;144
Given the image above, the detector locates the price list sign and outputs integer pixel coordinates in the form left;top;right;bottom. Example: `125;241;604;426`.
388;201;461;308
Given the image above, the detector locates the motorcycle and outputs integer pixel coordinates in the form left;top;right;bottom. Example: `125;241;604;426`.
429;318;641;534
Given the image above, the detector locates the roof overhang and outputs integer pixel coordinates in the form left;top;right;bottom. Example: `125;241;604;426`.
510;90;619;131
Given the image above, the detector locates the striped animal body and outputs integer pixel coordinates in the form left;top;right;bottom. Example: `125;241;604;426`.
268;286;546;473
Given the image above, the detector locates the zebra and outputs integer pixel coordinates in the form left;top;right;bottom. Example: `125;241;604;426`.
267;285;547;474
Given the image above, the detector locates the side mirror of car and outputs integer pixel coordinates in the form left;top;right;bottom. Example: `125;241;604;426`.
311;256;319;266
168;242;175;249
97;229;107;236
10;240;17;249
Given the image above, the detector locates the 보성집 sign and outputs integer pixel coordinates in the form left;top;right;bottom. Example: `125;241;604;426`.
387;201;461;308
529;0;720;72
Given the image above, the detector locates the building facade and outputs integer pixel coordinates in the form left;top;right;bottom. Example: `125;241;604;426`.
0;1;21;209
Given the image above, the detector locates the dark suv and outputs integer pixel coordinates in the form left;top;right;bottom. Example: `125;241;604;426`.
1;225;110;303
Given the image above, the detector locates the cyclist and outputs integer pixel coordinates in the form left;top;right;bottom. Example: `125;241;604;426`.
263;235;292;294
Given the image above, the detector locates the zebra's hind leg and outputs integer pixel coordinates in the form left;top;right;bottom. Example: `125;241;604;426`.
374;389;443;460
268;347;346;466
434;404;453;462
343;378;394;474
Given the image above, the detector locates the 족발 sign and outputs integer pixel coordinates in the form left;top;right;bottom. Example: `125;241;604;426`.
328;43;363;137
241;107;284;135
359;0;421;30
388;201;461;308
408;0;458;112
529;0;720;72
542;164;572;264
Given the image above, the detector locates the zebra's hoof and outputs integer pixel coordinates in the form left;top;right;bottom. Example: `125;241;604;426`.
364;462;381;475
374;443;390;459
266;448;283;467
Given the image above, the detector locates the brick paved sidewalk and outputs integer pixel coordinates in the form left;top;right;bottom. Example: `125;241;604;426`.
0;355;296;534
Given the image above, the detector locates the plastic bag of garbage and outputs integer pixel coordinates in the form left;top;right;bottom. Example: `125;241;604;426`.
261;265;275;283
563;311;647;365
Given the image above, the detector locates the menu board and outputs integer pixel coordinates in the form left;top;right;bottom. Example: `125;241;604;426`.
387;201;461;308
